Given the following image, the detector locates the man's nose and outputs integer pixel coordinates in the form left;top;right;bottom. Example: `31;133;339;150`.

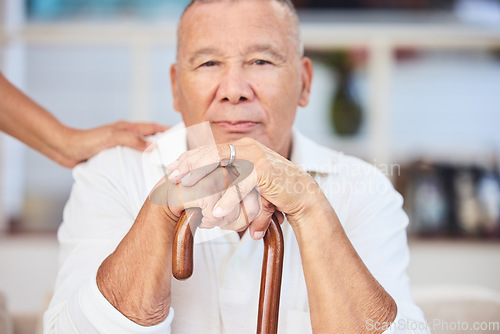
217;67;254;104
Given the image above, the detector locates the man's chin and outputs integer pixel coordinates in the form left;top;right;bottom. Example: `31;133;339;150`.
214;131;256;143
211;124;262;143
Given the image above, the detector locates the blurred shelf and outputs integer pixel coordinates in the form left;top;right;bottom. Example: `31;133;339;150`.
0;10;499;48
299;10;500;49
408;235;500;244
1;21;178;46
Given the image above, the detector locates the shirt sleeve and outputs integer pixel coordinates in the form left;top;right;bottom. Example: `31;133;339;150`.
330;156;429;334
43;147;174;334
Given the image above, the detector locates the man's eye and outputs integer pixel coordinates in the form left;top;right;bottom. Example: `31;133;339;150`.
200;61;217;67
253;59;271;65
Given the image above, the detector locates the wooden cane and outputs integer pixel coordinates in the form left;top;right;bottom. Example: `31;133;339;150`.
172;208;203;280
256;213;284;334
172;208;284;334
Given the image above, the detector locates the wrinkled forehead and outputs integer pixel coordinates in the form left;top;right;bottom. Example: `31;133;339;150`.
176;0;301;58
179;0;297;27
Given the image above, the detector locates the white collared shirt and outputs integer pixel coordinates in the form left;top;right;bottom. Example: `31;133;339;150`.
44;123;428;334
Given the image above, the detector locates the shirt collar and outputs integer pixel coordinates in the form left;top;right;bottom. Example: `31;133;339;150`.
142;123;187;193
290;127;339;175
147;122;188;170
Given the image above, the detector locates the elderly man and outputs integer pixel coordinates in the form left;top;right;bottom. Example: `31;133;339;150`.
44;0;427;333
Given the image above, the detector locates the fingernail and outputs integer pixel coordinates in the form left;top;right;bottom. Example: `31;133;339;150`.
180;172;191;185
213;206;223;217
169;170;179;180
253;231;265;240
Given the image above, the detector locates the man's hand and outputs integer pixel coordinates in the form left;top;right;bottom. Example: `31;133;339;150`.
164;137;398;333
165;137;319;239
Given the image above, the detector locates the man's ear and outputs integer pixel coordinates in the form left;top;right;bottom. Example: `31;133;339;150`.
298;56;313;108
170;64;180;112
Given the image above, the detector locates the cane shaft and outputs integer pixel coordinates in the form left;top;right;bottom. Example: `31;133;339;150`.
257;215;284;334
172;210;283;334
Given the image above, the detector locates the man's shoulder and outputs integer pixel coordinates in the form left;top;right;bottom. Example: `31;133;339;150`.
291;129;340;173
72;123;188;195
74;144;142;176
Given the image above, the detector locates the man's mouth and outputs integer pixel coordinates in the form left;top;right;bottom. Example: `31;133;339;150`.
212;121;259;132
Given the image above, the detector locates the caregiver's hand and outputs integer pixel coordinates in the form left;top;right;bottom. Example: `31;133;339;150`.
60;121;169;168
0;72;170;168
166;137;321;239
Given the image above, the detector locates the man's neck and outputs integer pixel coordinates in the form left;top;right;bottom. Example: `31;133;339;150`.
277;132;294;161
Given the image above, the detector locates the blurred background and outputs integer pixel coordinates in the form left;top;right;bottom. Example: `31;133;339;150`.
1;0;500;333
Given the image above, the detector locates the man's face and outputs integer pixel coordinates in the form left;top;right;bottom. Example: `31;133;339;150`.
171;0;313;157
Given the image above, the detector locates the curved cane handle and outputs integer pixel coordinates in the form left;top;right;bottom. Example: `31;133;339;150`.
172;208;203;280
172;210;284;334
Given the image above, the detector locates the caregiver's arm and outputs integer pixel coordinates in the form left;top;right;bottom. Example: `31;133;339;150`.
0;73;168;168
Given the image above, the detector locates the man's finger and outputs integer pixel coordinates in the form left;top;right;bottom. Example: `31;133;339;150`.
212;170;258;218
199;193;239;229
167;144;220;183
274;210;285;225
219;189;260;232
167;141;251;183
248;197;276;240
179;163;220;187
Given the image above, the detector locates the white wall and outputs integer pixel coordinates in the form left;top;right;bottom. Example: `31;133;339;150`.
408;239;500;292
0;235;58;314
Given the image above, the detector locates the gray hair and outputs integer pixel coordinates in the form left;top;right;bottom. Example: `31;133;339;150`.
182;0;297;15
177;0;304;57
